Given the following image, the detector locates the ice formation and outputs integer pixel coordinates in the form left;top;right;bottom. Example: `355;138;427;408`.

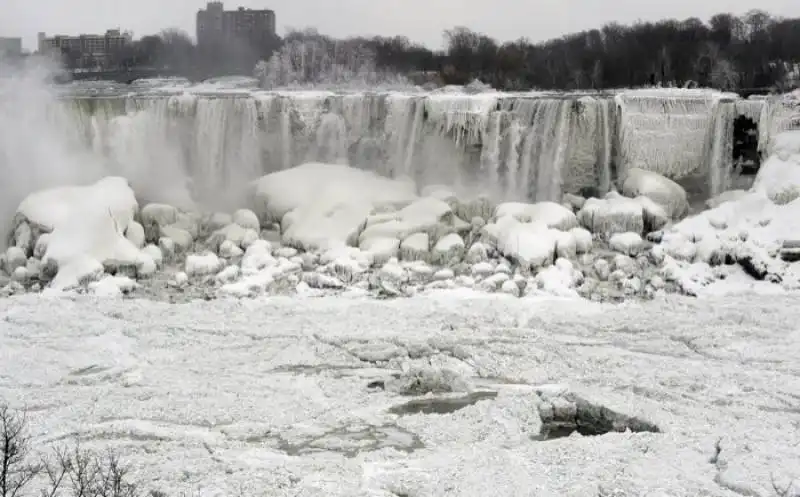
3;67;800;300
14;85;773;217
2;122;800;301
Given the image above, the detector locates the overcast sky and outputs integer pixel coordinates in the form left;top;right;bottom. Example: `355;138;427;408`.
2;0;799;51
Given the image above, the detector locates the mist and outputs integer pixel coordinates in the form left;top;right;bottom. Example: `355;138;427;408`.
0;57;106;246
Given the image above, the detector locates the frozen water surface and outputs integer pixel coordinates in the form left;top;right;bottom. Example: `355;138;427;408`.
1;291;798;496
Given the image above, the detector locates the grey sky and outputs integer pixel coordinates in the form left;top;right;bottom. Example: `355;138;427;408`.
2;0;799;52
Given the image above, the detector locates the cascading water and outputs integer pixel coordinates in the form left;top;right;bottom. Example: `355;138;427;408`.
313;113;349;163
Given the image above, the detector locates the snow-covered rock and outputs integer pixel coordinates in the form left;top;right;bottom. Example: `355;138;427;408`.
554;230;577;259
400;233;430;262
569;227;593;254
159;225;193;252
186;252;223;277
232;209;260;231
610;232;644;256
465;242;490;264
621;168;689;219
88;275;138;297
471;262;494;278
215;265;240;284
752;132;800;205
577;195;645;237
250;163;416;251
494;202;578;231
18;177;144;290
483;216;557;270
140;203;179;230
360;237;400;265
3;247;26;274
158;237;176;262
219;240;243;259
430;233;465;265
142;244;163;267
125;221;146;249
532;258;582;296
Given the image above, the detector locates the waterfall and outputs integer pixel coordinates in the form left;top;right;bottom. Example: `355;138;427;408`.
40;87;764;213
705;99;736;196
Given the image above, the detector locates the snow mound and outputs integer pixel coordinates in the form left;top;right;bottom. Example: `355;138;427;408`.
752;132;800;205
250;163;417;251
656;134;800;289
16;178;149;290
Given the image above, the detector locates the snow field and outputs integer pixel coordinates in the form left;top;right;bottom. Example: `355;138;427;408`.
4;133;800;300
0;292;798;496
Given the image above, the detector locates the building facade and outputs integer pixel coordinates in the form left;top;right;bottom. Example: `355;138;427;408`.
0;37;23;58
37;29;132;69
196;2;276;48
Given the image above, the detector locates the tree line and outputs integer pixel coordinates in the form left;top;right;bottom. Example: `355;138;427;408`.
71;9;800;91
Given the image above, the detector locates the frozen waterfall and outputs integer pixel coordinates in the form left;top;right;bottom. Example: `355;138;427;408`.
38;87;796;211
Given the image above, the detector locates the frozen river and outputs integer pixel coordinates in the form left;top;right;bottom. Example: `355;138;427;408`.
1;291;798;496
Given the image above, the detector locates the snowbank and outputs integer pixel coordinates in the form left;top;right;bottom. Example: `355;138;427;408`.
751;130;800;205
658;131;800;289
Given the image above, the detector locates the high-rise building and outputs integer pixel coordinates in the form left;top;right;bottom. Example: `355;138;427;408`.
0;37;23;58
37;30;132;69
196;2;276;48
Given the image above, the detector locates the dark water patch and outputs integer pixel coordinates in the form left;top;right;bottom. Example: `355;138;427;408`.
388;391;498;416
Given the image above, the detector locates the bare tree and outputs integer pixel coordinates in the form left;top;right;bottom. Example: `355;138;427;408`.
0;405;40;497
1;403;139;497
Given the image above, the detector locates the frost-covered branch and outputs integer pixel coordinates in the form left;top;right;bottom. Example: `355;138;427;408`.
253;36;412;90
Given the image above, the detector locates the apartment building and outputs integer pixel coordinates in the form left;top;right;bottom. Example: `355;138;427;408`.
196;2;276;48
37;29;132;68
0;37;22;58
